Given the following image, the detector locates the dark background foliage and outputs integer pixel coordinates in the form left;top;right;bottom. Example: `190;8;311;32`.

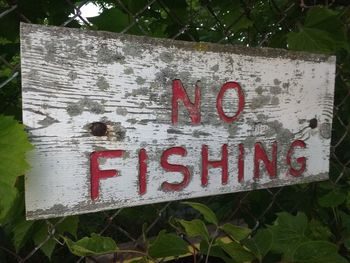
0;0;349;262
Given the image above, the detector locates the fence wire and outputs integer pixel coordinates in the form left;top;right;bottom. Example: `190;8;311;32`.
0;0;349;262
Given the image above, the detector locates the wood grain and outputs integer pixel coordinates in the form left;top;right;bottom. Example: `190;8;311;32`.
20;23;336;220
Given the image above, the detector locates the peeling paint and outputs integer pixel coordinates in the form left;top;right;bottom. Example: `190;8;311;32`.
110;122;126;141
159;51;174;63
68;71;77;80
282;82;290;89
136;76;146;85
21;23;336;220
97;46;124;64
255;86;264;95
273;78;282;85
167;128;184;135
270;86;282;95
66;98;105;116
271;96;279;105
38;116;59;127
96;76;109;90
154;67;176;87
66;103;83;116
116;107;128;116
265;120;294;145
122;44;143;58
192;130;211;138
44;42;56;62
250;95;271;109
124;67;134;75
210;64;219;72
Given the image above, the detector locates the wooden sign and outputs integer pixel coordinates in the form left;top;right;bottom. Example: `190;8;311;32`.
21;23;336;220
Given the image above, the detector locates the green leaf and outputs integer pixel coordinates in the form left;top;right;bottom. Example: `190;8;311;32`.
346;191;350;209
340;211;350;236
47;1;75;25
33;222;56;259
244;229;273;261
148;231;189;258
318;191;346;207
88;8;130;33
0;183;18;223
305;7;340;28
56;216;79;238
177;219;209;242
220;4;252;33
0;116;32;221
217;240;255;263
231;16;253;32
308;219;332;241
130;258;148;263
305;7;346;42
123;0;150;14
344;237;350;251
0;116;33;185
199;240;232;263
63;233;118;257
268;212;309;260
182;202;218;225
0;12;19;41
1;177;24;226
12;218;35;251
292;241;347;263
287;28;336;53
220;223;251;241
287;7;349;53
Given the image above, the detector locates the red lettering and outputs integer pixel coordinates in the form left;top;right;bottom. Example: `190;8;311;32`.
254;142;277;179
216;82;245;123
286;140;306;177
238;143;244;182
201;144;228;186
172;79;201;124
139;148;148;195
90;150;124;200
161;147;190;191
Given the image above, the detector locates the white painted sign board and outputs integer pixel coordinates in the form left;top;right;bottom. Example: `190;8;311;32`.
21;23;336;220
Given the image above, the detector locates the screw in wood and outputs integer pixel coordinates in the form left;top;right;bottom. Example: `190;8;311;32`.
90;122;107;136
309;118;318;129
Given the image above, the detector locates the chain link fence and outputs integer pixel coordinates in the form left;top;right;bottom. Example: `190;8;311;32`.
0;0;349;262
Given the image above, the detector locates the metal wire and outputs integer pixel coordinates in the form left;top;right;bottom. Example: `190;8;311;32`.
0;0;348;262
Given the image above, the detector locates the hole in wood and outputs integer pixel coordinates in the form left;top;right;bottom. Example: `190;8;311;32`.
309;118;318;129
90;122;107;136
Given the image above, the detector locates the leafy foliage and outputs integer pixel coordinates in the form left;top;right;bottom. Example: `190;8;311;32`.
244;229;273;261
12;218;35;252
177;218;209;241
268;212;309;259
292;241;347;263
63;233;118;257
217;239;255;262
148;231;189;258
287;7;349;53
0;0;349;262
0;116;32;223
318;190;347;207
168;203;347;263
220;223;251;241
88;8;129;32
182;201;218;225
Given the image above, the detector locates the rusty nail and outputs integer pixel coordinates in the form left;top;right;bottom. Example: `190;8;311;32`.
309;118;317;129
90;122;107;136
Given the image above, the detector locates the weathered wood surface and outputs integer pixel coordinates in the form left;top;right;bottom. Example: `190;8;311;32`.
21;23;336;220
